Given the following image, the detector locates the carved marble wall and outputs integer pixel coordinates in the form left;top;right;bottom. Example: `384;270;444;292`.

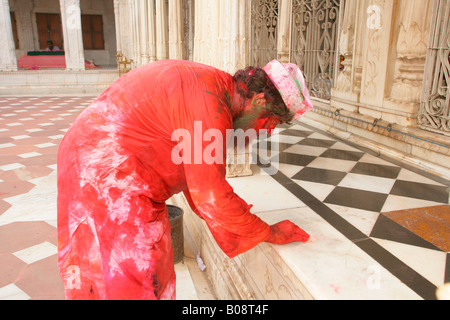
1;0;448;173
241;0;448;174
419;0;450;136
313;0;449;175
331;0;434;126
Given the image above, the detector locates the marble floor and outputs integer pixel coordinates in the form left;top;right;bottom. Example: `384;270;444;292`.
0;96;448;300
0;96;214;300
226;123;449;299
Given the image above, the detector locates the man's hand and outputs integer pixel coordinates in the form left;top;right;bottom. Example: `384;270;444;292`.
265;220;310;245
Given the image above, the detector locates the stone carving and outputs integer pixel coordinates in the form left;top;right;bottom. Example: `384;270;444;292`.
361;1;385;100
419;0;450;136
387;1;431;107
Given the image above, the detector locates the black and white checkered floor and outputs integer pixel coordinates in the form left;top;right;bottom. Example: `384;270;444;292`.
247;122;449;299
0;95;448;299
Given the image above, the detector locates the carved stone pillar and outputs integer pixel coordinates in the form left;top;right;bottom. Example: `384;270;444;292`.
126;0;157;67
352;0;369;98
156;0;168;60
359;0;395;114
137;0;158;64
113;0;122;53
193;0;253;177
331;0;368;112
147;0;157;62
126;0;136;65
15;0;35;53
139;0;150;64
195;0;251;72
131;0;141;66
183;0;195;61
193;0;202;62
0;0;17;71
333;0;357;99
60;0;85;71
194;0;216;67
228;0;239;70
277;0;291;63
238;0;250;69
224;0;251;73
169;0;185;59
229;0;253;178
383;0;433;126
115;0;130;60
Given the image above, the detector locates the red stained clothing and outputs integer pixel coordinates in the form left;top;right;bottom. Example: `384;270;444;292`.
57;60;272;300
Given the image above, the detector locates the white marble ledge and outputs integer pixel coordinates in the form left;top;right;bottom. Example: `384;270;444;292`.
256;207;422;300
226;166;305;213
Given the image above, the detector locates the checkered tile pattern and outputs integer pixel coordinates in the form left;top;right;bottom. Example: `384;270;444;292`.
259;123;448;212
256;123;450;299
0;96;94;299
0;96;204;301
0;96;448;300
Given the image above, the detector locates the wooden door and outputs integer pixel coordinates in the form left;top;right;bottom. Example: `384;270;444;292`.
36;13;63;50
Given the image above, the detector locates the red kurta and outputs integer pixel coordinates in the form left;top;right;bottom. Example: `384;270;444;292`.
57;60;272;300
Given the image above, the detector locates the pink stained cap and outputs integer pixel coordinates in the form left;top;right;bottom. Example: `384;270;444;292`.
263;59;313;120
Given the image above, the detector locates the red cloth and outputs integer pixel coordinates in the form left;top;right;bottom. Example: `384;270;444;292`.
57;60;273;300
18;55;99;69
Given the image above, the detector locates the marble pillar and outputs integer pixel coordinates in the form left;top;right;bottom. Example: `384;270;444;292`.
139;0;150;64
156;0;168;60
132;0;141;66
277;0;291;64
331;0;368;112
383;0;433;126
147;0;157;62
0;0;17;71
113;0;122;54
14;0;35;54
194;0;250;73
359;0;395;110
60;0;85;71
193;0;254;177
169;0;184;59
125;0;158;67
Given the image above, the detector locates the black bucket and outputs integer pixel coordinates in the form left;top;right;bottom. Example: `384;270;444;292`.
167;205;184;264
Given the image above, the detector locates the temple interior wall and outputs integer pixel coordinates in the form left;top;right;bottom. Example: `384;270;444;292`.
1;0;448;176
